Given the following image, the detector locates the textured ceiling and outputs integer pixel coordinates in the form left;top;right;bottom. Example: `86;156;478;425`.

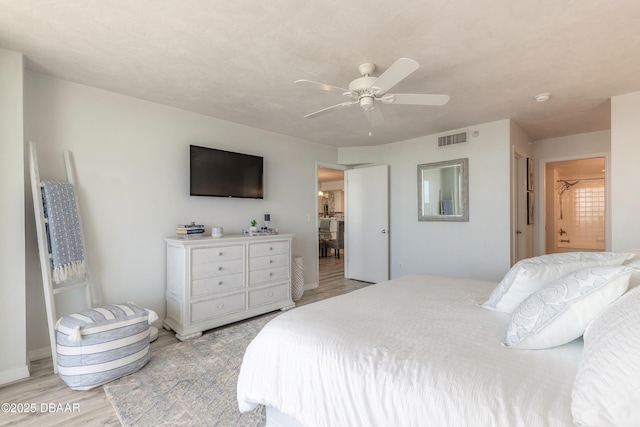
1;1;639;147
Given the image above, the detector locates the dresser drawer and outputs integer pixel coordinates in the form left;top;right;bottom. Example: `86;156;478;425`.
249;254;289;271
191;292;245;322
249;241;289;258
192;245;243;265
192;259;244;280
249;283;289;308
249;266;289;285
192;273;244;296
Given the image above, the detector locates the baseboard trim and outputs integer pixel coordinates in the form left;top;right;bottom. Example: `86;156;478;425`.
28;346;51;362
0;365;30;386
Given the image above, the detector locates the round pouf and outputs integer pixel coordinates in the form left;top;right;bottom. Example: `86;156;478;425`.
292;256;304;301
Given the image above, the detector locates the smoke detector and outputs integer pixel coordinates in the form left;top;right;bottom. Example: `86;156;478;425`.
534;93;551;102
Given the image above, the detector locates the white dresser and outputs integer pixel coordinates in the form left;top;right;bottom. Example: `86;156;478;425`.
164;234;295;340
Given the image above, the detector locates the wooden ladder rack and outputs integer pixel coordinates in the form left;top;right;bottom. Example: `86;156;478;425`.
28;141;95;373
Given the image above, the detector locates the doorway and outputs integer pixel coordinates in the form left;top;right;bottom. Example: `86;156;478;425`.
317;164;346;286
544;157;606;254
315;163;390;291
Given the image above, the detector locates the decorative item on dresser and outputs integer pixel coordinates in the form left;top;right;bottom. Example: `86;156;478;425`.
176;222;205;237
163;234;295;340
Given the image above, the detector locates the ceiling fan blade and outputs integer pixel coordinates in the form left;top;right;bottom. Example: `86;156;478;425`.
303;101;355;118
381;93;450;106
294;79;349;94
370;58;420;94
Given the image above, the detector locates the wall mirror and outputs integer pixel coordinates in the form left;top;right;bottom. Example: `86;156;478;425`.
418;158;469;222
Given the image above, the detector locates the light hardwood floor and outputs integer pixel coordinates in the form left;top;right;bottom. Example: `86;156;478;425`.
0;252;371;426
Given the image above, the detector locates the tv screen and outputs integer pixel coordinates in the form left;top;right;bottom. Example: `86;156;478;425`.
190;145;263;198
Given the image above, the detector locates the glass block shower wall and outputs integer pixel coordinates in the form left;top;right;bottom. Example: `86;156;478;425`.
558;179;606;250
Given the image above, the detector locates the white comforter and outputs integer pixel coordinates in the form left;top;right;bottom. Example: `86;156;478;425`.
237;274;582;427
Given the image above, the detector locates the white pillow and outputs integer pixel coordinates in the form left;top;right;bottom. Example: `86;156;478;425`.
504;266;632;350
622;248;640;263
622;249;640;289
572;286;640;427
483;252;632;313
626;259;640;290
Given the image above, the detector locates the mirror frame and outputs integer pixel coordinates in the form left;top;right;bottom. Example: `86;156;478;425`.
417;158;469;222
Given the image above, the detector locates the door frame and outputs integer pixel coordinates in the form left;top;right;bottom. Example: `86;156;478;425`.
536;152;611;254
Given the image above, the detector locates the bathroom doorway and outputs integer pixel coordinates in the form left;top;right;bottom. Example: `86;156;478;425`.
544;157;606;254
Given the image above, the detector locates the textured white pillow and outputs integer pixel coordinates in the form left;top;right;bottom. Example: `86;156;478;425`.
626;260;640;290
483;252;632;313
622;248;640;263
622;249;640;289
504;266;632;350
572;286;640;427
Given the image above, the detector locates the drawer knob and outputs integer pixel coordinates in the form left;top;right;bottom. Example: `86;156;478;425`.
216;303;224;310
218;266;223;271
269;272;274;276
269;259;274;264
218;281;223;286
218;252;222;256
269;247;273;251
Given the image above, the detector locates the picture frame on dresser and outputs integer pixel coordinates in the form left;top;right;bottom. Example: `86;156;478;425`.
163;234;295;340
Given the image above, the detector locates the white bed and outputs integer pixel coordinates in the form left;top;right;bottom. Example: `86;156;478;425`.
238;249;640;427
237;274;584;426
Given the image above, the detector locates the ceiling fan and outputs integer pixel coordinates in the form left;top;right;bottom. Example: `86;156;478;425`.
295;58;449;123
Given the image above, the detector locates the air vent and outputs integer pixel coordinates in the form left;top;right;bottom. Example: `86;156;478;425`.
437;131;468;147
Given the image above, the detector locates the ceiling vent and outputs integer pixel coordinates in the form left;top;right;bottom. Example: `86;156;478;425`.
437;130;468;147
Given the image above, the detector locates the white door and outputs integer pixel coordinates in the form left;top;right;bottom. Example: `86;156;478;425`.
345;165;389;282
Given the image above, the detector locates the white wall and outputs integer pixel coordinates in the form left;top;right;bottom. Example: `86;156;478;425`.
339;120;512;281
533;130;610;160
0;49;29;384
23;71;337;355
532;130;611;255
611;91;640;251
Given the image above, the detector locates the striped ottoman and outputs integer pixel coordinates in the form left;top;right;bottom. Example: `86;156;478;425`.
55;302;154;390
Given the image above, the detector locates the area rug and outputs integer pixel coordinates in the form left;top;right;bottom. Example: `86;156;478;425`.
104;312;280;426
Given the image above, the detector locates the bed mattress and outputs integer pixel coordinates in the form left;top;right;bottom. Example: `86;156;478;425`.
237;274;582;426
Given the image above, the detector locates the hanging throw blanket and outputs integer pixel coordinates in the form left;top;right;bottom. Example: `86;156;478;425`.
41;181;86;284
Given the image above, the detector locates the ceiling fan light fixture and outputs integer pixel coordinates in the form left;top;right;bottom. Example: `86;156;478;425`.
360;96;374;111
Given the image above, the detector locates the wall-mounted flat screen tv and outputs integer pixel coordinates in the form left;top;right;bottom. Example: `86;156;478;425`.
190;145;263;199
